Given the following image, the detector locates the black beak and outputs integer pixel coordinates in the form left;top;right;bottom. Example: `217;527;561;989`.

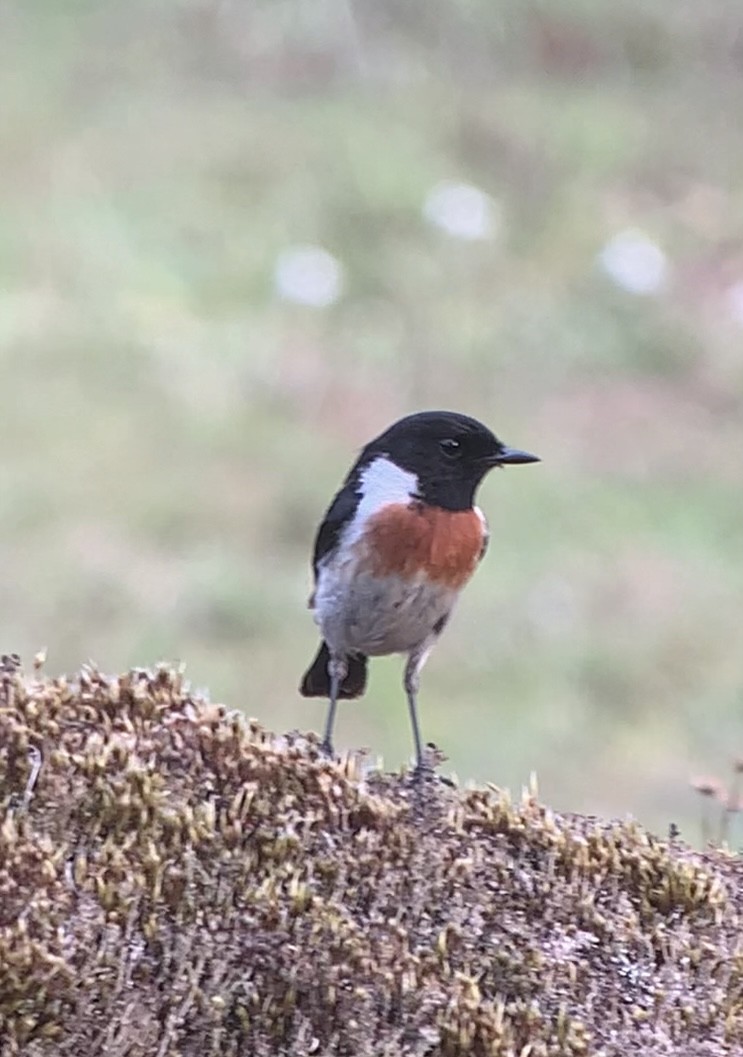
482;445;540;467
498;443;541;465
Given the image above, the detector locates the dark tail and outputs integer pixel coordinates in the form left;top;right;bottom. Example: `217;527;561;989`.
299;642;367;699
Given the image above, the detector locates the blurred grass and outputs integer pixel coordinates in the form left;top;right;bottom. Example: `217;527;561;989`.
1;0;742;835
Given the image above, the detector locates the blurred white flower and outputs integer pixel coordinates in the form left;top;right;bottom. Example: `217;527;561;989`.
422;181;499;241
726;281;743;327
274;245;344;307
598;229;668;295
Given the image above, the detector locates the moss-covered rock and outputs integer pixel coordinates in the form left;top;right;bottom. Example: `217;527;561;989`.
0;658;741;1055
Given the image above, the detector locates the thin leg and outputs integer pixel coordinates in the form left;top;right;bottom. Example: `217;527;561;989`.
403;645;432;776
321;655;347;757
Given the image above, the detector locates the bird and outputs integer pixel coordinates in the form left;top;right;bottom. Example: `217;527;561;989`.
299;410;539;775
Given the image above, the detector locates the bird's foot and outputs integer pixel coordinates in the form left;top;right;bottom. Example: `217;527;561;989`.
410;760;434;783
410;764;456;790
320;738;335;759
410;743;454;786
411;769;431;786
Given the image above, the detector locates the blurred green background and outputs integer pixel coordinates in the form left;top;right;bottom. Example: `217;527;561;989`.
1;1;742;835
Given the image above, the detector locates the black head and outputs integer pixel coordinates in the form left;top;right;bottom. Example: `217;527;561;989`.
358;410;539;511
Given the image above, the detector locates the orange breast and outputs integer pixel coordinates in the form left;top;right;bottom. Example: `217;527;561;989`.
359;502;485;589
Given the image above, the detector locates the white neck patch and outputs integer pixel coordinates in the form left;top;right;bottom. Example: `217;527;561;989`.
346;456;418;542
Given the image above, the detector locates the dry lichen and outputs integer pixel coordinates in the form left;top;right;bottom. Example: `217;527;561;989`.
0;658;742;1056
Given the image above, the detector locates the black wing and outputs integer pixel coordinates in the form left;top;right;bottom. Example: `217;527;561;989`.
312;482;360;577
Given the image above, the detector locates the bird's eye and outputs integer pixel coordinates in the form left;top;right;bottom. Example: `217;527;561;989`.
439;438;461;458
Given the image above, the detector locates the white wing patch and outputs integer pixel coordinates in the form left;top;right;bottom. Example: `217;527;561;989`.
344;456;419;547
475;505;489;561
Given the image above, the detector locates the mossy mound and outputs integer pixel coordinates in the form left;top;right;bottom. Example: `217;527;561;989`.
1;657;742;1056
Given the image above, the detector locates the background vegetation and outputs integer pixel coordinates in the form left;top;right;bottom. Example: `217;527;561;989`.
1;0;742;833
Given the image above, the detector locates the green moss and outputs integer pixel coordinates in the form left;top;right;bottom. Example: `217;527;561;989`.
0;660;741;1055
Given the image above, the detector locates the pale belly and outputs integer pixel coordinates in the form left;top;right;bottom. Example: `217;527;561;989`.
313;563;456;657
